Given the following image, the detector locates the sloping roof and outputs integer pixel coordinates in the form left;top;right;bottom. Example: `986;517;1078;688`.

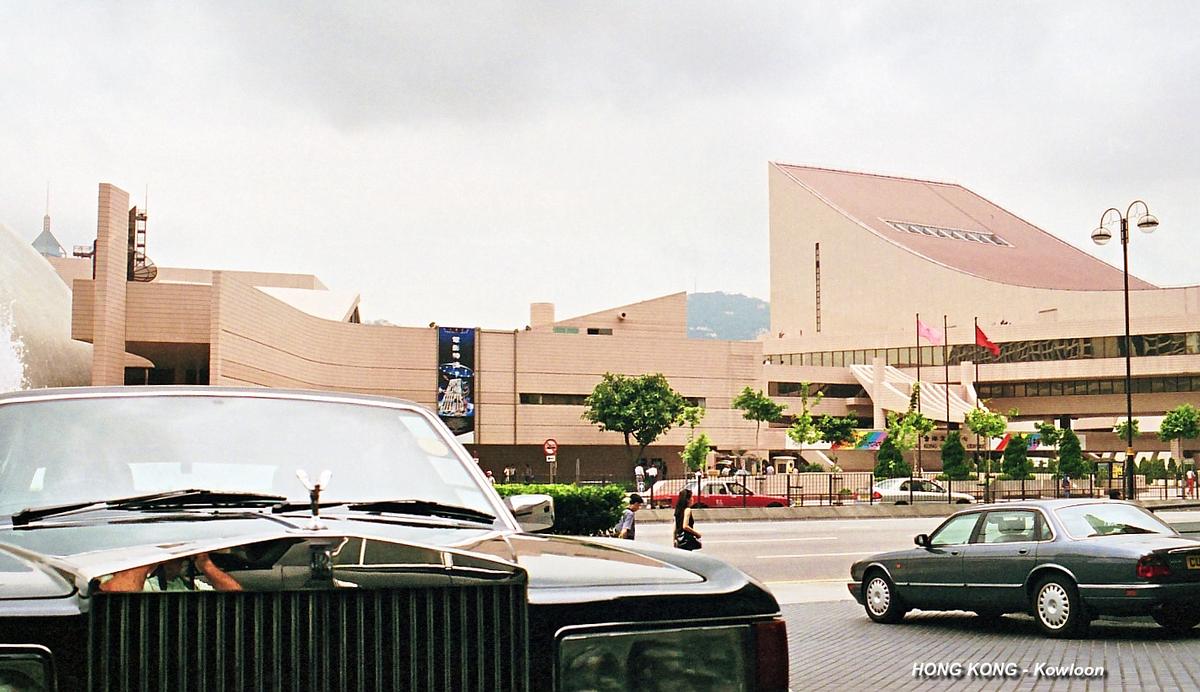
257;286;361;322
774;164;1155;291
31;228;66;258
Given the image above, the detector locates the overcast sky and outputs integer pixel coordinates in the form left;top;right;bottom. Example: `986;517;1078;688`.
3;2;1198;329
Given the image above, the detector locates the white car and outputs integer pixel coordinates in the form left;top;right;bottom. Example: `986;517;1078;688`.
871;477;975;504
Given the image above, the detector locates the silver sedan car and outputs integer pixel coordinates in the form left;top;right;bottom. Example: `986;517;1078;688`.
871;477;975;504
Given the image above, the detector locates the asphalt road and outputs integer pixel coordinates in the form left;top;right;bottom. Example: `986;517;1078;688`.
636;510;1200;605
637;510;1200;690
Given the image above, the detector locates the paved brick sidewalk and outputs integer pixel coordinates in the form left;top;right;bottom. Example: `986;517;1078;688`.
784;601;1200;691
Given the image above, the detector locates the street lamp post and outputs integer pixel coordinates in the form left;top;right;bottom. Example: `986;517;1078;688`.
1091;201;1159;501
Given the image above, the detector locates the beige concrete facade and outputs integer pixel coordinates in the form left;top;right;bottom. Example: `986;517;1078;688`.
45;171;1200;477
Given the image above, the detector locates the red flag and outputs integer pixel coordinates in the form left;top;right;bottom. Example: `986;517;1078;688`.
976;326;1000;356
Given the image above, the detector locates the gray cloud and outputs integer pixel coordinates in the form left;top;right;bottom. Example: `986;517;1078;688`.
1;1;1197;328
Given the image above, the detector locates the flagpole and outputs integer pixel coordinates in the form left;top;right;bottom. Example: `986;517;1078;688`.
915;313;921;414
944;314;950;425
915;312;921;477
975;316;983;501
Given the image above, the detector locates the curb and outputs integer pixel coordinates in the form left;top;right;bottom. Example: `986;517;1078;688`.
636;498;1200;523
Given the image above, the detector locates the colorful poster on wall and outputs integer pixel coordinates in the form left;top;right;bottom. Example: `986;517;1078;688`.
437;327;476;442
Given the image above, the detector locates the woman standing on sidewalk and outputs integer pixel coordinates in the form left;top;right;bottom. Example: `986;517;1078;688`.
673;488;702;551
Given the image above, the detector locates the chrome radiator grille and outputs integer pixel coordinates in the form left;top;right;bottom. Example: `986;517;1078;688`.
86;587;528;691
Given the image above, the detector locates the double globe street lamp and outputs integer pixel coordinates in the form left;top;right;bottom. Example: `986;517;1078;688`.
1091;200;1160;500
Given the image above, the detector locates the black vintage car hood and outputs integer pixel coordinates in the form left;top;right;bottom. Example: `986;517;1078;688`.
0;510;730;604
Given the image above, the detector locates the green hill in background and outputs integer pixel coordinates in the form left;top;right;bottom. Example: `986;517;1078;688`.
687;292;769;341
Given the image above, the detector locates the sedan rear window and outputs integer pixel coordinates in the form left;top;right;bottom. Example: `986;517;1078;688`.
1055;503;1175;539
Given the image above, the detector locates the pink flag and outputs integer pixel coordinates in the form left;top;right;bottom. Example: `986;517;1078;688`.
917;319;944;346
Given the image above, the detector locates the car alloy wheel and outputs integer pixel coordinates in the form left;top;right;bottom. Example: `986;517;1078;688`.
1033;576;1086;638
864;572;906;624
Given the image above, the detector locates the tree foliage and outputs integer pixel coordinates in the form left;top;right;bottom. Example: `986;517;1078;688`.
964;408;1008;440
679;405;706;434
582;373;686;465
873;437;911;478
1160;404;1200;443
1001;434;1033;480
817;414;859;447
886;410;934;454
680;432;713;472
1057;428;1089;479
1113;418;1141;442
731;386;786;449
785;383;824;446
940;431;973;480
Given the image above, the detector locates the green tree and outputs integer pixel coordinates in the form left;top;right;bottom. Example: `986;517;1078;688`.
731;386;786;450
785;383;824;447
1057;428;1089;479
817;414;859;447
1160;404;1200;460
680;432;713;473
1001;434;1033;480
874;437;911;478
582;372;686;466
940;431;973;480
1035;422;1063;475
965;407;1008;478
1113;417;1141;442
678;405;706;441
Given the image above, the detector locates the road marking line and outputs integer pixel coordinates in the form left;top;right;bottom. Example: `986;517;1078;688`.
764;578;846;585
756;551;874;559
704;536;837;544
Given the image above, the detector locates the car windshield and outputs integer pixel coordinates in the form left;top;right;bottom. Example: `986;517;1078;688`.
1055;503;1175;539
0;394;496;520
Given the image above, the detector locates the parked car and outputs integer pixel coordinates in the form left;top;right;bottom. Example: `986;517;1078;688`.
871;477;975;504
847;499;1200;637
653;480;791;509
0;387;788;691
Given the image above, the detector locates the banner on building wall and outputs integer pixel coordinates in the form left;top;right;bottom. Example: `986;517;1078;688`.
437;327;476;442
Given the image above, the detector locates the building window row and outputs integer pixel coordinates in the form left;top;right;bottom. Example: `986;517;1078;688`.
550;326;614;335
884;219;1013;247
978;375;1200;399
768;382;868;399
765;331;1200;368
519;393;707;407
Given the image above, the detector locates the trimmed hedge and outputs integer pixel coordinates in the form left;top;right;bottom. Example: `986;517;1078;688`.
494;483;626;536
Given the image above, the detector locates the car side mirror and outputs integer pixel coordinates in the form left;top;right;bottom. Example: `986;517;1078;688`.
914;533;931;548
506;494;555;533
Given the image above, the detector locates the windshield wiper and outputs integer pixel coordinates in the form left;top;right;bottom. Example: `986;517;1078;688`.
344;500;496;524
106;489;286;510
9;489;286;526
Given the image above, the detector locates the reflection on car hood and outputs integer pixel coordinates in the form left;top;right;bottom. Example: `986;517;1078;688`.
0;511;710;602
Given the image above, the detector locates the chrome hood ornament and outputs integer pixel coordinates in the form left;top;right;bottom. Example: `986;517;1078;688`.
295;469;332;530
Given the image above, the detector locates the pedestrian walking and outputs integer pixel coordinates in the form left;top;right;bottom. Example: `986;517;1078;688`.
484;470;495;485
1187;468;1196;498
1061;474;1071;498
502;465;513;484
673;488;702;551
646;463;658;493
524;464;533;483
614;494;643;539
634;463;645;493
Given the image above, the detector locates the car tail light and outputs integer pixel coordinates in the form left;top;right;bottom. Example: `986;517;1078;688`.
1137;554;1171;579
754;619;788;691
872;491;882;501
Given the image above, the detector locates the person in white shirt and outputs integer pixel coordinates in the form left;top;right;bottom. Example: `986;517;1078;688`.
634;463;645;492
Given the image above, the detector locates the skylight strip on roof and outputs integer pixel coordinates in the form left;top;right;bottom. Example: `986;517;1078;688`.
883;220;1012;248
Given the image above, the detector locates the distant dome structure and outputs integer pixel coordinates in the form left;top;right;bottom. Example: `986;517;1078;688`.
0;222;90;390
